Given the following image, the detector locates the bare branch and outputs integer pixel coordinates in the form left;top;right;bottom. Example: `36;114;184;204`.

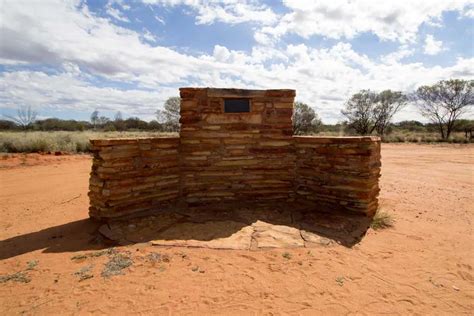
3;106;38;129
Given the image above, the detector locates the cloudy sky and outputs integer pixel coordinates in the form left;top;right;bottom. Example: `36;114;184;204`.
0;0;473;123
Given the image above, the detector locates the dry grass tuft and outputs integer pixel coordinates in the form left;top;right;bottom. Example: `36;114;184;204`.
371;210;394;230
282;252;292;259
0;272;31;284
71;248;116;261
74;265;94;282
26;260;39;270
146;252;171;263
0;131;176;153
101;253;133;277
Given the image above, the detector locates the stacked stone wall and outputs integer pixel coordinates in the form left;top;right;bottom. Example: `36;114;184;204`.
89;137;180;219
294;136;381;216
88;88;381;220
179;88;296;205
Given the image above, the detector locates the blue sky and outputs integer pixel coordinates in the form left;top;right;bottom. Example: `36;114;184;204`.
0;0;473;123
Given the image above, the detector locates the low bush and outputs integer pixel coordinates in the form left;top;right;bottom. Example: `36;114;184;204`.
371;210;394;230
378;132;470;144
0;131;176;153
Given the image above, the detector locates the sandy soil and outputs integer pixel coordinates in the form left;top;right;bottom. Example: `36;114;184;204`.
0;144;473;315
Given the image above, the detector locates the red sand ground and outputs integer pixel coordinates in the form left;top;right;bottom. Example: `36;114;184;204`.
0;144;473;315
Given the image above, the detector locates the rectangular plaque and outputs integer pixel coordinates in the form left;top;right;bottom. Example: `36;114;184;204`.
224;99;250;113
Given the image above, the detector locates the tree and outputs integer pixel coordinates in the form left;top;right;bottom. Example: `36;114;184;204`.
394;120;426;132
114;111;123;121
292;101;322;135
341;90;378;135
148;120;164;131
0;119;19;130
373;90;407;135
156;96;180;132
113;111;125;130
97;116;110;126
90;110;99;129
414;79;473;139
4;106;38;130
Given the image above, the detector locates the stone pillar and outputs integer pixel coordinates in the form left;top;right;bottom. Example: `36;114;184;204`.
179;88;296;206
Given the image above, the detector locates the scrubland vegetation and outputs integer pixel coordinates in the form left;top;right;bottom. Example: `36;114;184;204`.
1;79;472;153
0;131;177;153
0;128;469;155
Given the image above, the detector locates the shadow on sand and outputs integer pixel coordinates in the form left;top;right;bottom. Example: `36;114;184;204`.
0;203;372;259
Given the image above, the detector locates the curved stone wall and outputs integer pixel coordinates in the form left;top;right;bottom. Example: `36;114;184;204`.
88;88;381;220
88;137;180;219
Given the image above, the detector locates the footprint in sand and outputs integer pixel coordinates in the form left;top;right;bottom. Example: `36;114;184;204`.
456;263;473;281
457;270;473;281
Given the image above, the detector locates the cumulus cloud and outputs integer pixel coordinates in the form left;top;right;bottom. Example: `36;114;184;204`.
0;0;472;123
0;71;177;120
106;0;130;22
106;6;130;23
0;0;206;86
142;0;278;25
423;34;445;55
381;45;414;64
141;28;158;43
255;0;473;44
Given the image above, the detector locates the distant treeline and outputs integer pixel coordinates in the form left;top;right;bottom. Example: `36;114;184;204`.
335;119;474;135
1;117;472;135
0;117;167;132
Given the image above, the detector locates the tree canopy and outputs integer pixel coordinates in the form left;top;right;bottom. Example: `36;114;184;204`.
156;97;180;132
341;89;406;136
414;79;473;139
292;101;322;135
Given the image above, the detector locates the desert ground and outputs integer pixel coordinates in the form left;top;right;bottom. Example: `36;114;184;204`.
0;144;473;315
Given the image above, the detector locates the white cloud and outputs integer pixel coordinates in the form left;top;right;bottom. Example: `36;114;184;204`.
142;29;158;43
0;0;472;123
0;0;203;86
142;0;278;25
106;0;130;23
106;6;130;23
460;3;474;18
381;45;414;64
255;0;473;44
154;15;166;25
423;34;445;55
0;71;177;120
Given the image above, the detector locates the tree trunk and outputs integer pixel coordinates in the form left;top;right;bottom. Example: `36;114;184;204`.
446;126;452;139
438;123;446;139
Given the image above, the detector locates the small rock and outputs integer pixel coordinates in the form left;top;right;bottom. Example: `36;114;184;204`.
318;237;331;246
161;254;171;263
452;285;460;291
336;276;345;286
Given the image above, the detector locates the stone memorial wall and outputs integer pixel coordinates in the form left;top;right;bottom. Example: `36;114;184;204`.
179;88;295;205
88;88;381;221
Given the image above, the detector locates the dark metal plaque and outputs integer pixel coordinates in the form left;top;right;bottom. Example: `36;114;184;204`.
224;99;250;113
